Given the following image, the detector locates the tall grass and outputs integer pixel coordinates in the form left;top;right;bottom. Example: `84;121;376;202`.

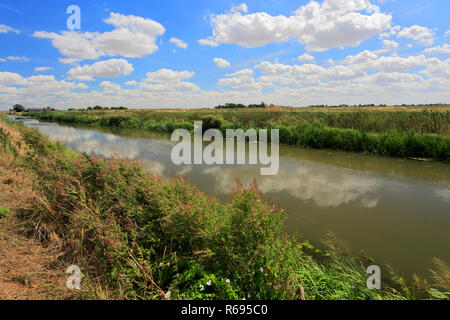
29;109;450;161
1;115;449;300
29;109;450;135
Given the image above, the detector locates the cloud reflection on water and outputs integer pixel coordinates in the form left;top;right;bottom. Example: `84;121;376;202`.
201;162;380;208
30;121;382;208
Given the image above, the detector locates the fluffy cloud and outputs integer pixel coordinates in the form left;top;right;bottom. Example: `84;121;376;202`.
397;25;434;46
218;68;267;90
379;25;400;39
1;43;449;110
445;30;450;37
170;37;188;49
33;31;101;61
0;64;447;110
0;24;20;34
33;13;165;62
420;58;450;78
138;69;200;93
378;39;399;52
423;44;450;55
255;61;364;86
144;69;195;83
368;55;429;72
0;72;26;85
247;49;449;103
199;1;391;51
0;73;87;101
343;50;378;65
67;59;134;81
366;72;424;84
214;58;231;68
341;51;431;73
298;54;315;61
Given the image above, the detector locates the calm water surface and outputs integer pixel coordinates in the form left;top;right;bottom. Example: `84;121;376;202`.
11;116;450;280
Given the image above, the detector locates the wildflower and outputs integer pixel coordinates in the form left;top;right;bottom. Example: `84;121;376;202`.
164;290;171;299
199;284;204;291
259;267;263;273
225;279;230;284
206;280;212;286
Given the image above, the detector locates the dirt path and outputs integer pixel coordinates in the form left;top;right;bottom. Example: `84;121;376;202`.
0;173;73;300
0;217;73;299
0;121;74;299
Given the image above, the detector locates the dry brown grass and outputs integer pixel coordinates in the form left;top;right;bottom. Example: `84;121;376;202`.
0;217;75;300
0;119;76;300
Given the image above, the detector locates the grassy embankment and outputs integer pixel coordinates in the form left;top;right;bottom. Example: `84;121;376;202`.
2;114;449;300
29;107;450;161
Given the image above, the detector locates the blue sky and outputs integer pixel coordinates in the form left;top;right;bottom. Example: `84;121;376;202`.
0;0;449;109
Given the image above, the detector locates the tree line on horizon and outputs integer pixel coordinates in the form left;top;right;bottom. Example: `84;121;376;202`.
8;102;449;113
215;102;269;109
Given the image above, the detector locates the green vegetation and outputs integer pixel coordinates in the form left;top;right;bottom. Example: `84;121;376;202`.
13;104;26;112
29;107;450;161
0;127;18;156
86;105;128;111
1;113;448;300
0;207;11;219
215;102;269;109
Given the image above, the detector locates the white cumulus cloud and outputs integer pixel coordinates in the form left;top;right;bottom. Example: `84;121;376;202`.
67;59;134;81
0;72;27;85
170;37;188;49
423;44;450;55
33;12;165;62
298;54;315;61
397;25;434;46
144;69;195;83
199;1;391;52
214;58;231;68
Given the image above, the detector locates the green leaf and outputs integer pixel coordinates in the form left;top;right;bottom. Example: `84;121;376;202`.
427;288;449;300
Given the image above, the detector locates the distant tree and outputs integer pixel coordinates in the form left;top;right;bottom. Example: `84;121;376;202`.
13;104;26;112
